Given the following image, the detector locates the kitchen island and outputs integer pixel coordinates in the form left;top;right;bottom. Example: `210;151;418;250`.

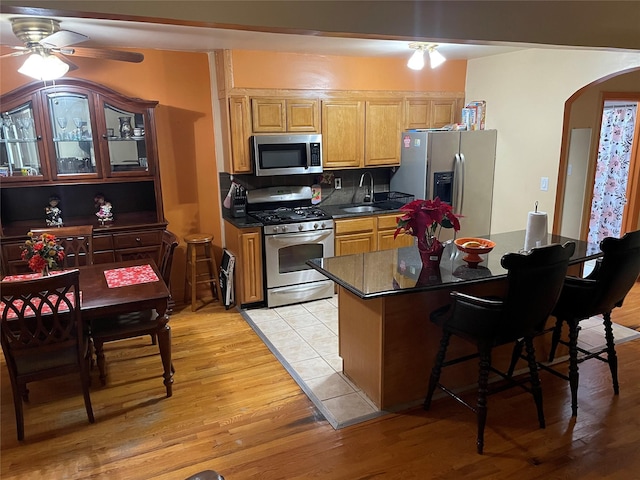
308;230;600;410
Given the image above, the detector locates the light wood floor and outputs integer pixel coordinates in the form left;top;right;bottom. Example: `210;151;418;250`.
2;283;640;479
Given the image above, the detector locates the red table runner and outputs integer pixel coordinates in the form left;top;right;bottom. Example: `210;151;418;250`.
103;264;159;288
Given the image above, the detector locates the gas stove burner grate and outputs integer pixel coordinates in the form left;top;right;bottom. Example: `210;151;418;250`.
249;206;331;225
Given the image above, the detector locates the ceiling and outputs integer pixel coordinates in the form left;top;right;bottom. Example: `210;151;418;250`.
0;13;530;62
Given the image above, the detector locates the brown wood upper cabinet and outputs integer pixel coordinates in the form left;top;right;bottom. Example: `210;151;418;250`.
322;97;402;169
251;98;319;133
405;97;460;129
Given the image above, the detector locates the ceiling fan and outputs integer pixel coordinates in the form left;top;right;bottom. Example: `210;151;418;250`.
1;17;144;78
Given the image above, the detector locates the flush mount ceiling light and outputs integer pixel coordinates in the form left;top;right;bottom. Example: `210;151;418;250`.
18;50;69;80
407;43;446;70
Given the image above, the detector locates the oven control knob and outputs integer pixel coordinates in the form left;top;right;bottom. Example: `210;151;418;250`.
298;224;304;231
313;223;319;230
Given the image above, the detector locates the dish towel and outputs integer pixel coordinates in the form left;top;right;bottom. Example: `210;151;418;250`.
524;208;548;251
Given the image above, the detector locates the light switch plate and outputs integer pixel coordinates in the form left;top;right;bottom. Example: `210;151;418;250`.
540;177;549;191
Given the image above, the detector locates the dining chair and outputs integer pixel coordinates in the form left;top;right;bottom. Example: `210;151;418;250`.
543;229;640;417
90;230;179;385
30;225;94;267
0;269;95;440
423;242;575;454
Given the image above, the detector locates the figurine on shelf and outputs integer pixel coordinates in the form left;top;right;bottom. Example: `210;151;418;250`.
45;195;63;227
94;193;113;224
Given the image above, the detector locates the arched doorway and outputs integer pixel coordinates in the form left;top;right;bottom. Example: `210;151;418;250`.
553;67;640;240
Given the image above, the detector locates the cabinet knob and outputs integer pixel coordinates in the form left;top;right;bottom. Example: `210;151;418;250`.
136;237;141;243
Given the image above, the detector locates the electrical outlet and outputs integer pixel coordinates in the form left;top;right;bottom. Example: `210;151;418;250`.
334;177;342;190
540;177;549;191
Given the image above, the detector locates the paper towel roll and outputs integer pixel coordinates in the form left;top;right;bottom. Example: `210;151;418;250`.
524;211;548;251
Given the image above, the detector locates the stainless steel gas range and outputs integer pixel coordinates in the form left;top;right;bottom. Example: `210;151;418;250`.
247;186;334;308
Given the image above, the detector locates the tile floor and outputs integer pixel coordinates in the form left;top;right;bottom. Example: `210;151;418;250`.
241;289;640;430
241;295;386;429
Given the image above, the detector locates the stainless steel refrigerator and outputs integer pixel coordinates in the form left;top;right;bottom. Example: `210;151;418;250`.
390;130;497;241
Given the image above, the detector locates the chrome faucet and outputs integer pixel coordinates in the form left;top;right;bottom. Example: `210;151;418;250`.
359;171;374;203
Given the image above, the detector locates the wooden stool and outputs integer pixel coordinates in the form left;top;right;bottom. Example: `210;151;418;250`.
184;233;222;311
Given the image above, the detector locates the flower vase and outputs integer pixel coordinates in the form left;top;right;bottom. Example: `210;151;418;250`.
418;235;444;270
42;265;50;277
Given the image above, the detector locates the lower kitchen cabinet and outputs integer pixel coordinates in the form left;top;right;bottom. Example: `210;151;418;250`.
335;213;415;256
377;214;415;251
224;221;264;305
334;217;376;256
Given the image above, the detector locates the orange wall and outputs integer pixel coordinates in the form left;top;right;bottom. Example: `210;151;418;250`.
230;50;467;91
1;49;220;301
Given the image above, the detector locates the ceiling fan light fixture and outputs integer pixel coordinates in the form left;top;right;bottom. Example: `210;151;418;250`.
428;46;446;69
407;42;446;70
18;52;69;80
407;48;425;70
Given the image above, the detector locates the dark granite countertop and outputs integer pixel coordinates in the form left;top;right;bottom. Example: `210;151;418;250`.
307;230;602;299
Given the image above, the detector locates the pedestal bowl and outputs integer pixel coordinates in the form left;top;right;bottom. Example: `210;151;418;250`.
454;237;496;268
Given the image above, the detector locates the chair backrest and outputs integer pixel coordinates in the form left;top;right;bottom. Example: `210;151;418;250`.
591;229;640;313
500;242;576;339
30;226;93;268
158;230;179;287
0;270;83;366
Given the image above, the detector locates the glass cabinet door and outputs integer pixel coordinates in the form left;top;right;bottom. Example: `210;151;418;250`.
47;92;97;176
104;103;148;174
0;100;43;178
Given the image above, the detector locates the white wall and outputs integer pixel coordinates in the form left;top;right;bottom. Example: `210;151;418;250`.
466;49;640;234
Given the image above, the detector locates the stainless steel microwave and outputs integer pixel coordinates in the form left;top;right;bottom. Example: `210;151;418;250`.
251;134;322;176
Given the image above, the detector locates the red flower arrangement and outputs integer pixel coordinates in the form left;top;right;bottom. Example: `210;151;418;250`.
21;232;65;273
394;197;461;249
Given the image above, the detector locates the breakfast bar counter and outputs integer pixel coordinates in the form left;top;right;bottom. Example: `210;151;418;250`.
308;230;600;410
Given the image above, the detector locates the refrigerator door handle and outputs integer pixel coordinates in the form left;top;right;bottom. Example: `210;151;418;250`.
453;153;465;215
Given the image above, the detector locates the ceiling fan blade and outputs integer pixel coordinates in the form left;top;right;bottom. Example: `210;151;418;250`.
0;49;30;59
40;29;89;48
62;46;144;63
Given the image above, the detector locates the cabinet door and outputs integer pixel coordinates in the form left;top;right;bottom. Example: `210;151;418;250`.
240;229;263;304
286;99;319;132
365;99;402;166
229;96;252;173
101;100;151;177
45;91;98;179
1;95;49;181
251;98;286;132
224;222;263;305
430;99;457;128
405;98;431;129
335;233;375;256
321;100;364;169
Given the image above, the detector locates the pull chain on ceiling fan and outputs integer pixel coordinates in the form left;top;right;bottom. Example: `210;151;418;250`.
2;17;144;80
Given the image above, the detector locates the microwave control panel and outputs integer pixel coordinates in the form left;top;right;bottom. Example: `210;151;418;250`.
310;143;321;166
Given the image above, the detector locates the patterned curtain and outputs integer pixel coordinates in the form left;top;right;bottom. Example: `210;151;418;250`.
588;104;637;244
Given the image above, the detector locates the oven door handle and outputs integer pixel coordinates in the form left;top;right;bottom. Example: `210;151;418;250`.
267;231;333;243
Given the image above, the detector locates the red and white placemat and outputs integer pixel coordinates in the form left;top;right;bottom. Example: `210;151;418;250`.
2;271;66;282
103;264;159;288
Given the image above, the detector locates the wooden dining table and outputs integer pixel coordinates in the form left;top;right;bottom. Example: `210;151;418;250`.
1;259;174;397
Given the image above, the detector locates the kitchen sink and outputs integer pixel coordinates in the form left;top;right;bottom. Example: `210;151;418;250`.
341;205;382;213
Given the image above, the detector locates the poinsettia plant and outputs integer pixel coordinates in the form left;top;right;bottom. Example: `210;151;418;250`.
21;232;65;273
394;197;461;243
